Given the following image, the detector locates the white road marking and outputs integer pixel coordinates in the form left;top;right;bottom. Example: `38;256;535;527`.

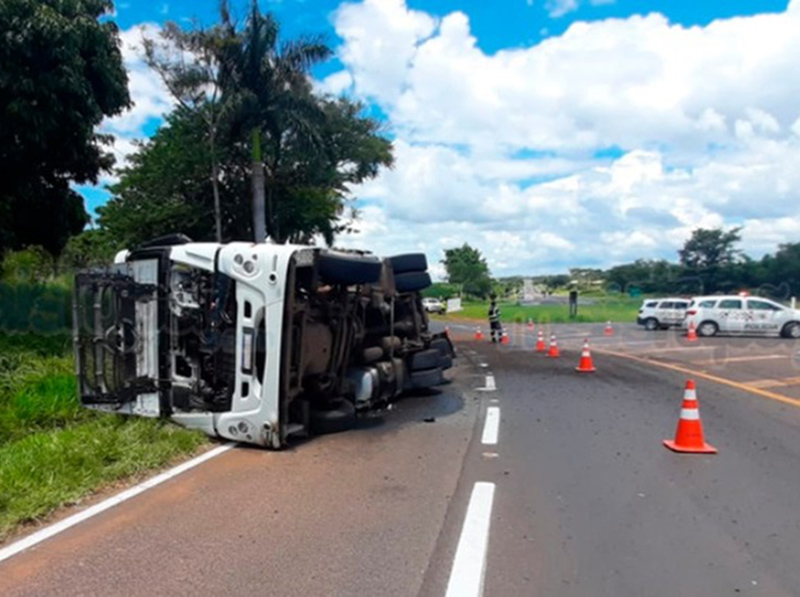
640;345;716;355
696;354;786;365
0;443;235;564
477;374;497;392
445;482;496;597
481;407;500;445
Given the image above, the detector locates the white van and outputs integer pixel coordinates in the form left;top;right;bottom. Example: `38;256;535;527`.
683;295;800;338
637;297;691;330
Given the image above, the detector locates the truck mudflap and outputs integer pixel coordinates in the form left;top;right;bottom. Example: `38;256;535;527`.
72;262;161;412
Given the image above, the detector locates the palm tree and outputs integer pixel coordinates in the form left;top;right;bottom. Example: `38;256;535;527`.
218;0;331;243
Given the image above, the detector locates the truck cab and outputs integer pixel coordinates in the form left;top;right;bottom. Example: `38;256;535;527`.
72;235;453;448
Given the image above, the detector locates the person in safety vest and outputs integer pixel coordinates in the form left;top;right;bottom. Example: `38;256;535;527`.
488;296;502;343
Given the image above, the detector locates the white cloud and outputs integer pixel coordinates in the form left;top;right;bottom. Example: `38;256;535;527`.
327;0;800;276
545;0;578;18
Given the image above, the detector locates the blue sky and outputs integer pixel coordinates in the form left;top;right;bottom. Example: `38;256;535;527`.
93;0;800;276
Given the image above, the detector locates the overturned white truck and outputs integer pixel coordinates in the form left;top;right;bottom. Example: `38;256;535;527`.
73;235;454;448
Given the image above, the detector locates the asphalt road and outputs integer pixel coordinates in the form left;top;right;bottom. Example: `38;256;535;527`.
3;331;800;596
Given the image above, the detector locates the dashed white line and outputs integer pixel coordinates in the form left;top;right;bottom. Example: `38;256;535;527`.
445;482;496;597
481;407;500;445
0;443;235;564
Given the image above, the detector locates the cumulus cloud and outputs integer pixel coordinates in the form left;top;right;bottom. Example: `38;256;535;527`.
328;0;800;276
100;23;174;172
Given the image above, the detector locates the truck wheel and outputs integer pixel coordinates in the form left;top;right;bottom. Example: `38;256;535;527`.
318;251;383;285
410;348;441;371
410;367;445;389
310;400;356;435
389;253;428;274
430;337;454;357
395;271;432;293
362;346;384;363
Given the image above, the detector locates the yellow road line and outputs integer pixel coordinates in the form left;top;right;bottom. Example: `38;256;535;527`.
597;348;800;410
747;376;800;389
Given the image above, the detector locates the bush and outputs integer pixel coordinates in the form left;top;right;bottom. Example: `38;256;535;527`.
0;282;72;333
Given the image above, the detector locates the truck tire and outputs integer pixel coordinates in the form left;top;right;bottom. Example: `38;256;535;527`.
395;271;432;293
318;252;383;285
310;400;356;435
381;336;402;354
410;367;444;389
430;337;454;357
410;348;441;371
362;346;384;363
389;253;428;274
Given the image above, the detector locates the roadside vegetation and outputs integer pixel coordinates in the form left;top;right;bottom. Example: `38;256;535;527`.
438;298;640;324
0;332;207;541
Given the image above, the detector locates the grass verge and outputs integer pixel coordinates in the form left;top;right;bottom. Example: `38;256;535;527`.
0;333;208;542
441;299;640;324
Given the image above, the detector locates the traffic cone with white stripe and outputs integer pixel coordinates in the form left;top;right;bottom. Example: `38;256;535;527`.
604;320;614;336
547;334;560;358
663;380;717;454
475;326;484;341
535;330;546;352
575;339;596;373
686;321;698;342
501;330;510;345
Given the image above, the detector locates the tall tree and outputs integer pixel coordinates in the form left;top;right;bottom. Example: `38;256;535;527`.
442;244;493;298
98;97;391;247
99;107;249;246
679;227;742;270
678;227;743;293
0;0;130;257
143;20;229;241
217;0;331;242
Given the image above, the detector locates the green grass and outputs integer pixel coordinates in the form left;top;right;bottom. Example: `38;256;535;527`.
443;298;640;324
0;332;208;540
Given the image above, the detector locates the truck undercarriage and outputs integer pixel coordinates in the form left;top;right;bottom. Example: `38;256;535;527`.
73;236;454;448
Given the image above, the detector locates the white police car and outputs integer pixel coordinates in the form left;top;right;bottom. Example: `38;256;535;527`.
683;295;800;338
637;297;690;331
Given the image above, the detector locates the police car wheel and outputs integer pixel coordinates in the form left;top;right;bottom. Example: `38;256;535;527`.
781;322;800;339
644;318;659;331
698;321;718;337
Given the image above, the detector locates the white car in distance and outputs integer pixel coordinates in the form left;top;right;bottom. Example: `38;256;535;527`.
637;297;690;330
422;298;446;314
684;295;800;338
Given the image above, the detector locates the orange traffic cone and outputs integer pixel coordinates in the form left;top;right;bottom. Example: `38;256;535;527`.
547;334;560;358
604;321;614;336
663;380;717;454
686;321;698;342
535;331;546;352
475;327;484;341
501;330;510;345
575;339;596;372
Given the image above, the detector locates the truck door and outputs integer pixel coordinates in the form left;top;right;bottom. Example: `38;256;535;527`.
72;260;163;416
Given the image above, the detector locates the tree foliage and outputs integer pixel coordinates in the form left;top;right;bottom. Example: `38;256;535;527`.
0;0;130;257
679;227;742;270
442;244;493;299
99;3;392;248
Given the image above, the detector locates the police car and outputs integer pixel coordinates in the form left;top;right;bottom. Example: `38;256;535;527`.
637;297;690;330
683;295;800;338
